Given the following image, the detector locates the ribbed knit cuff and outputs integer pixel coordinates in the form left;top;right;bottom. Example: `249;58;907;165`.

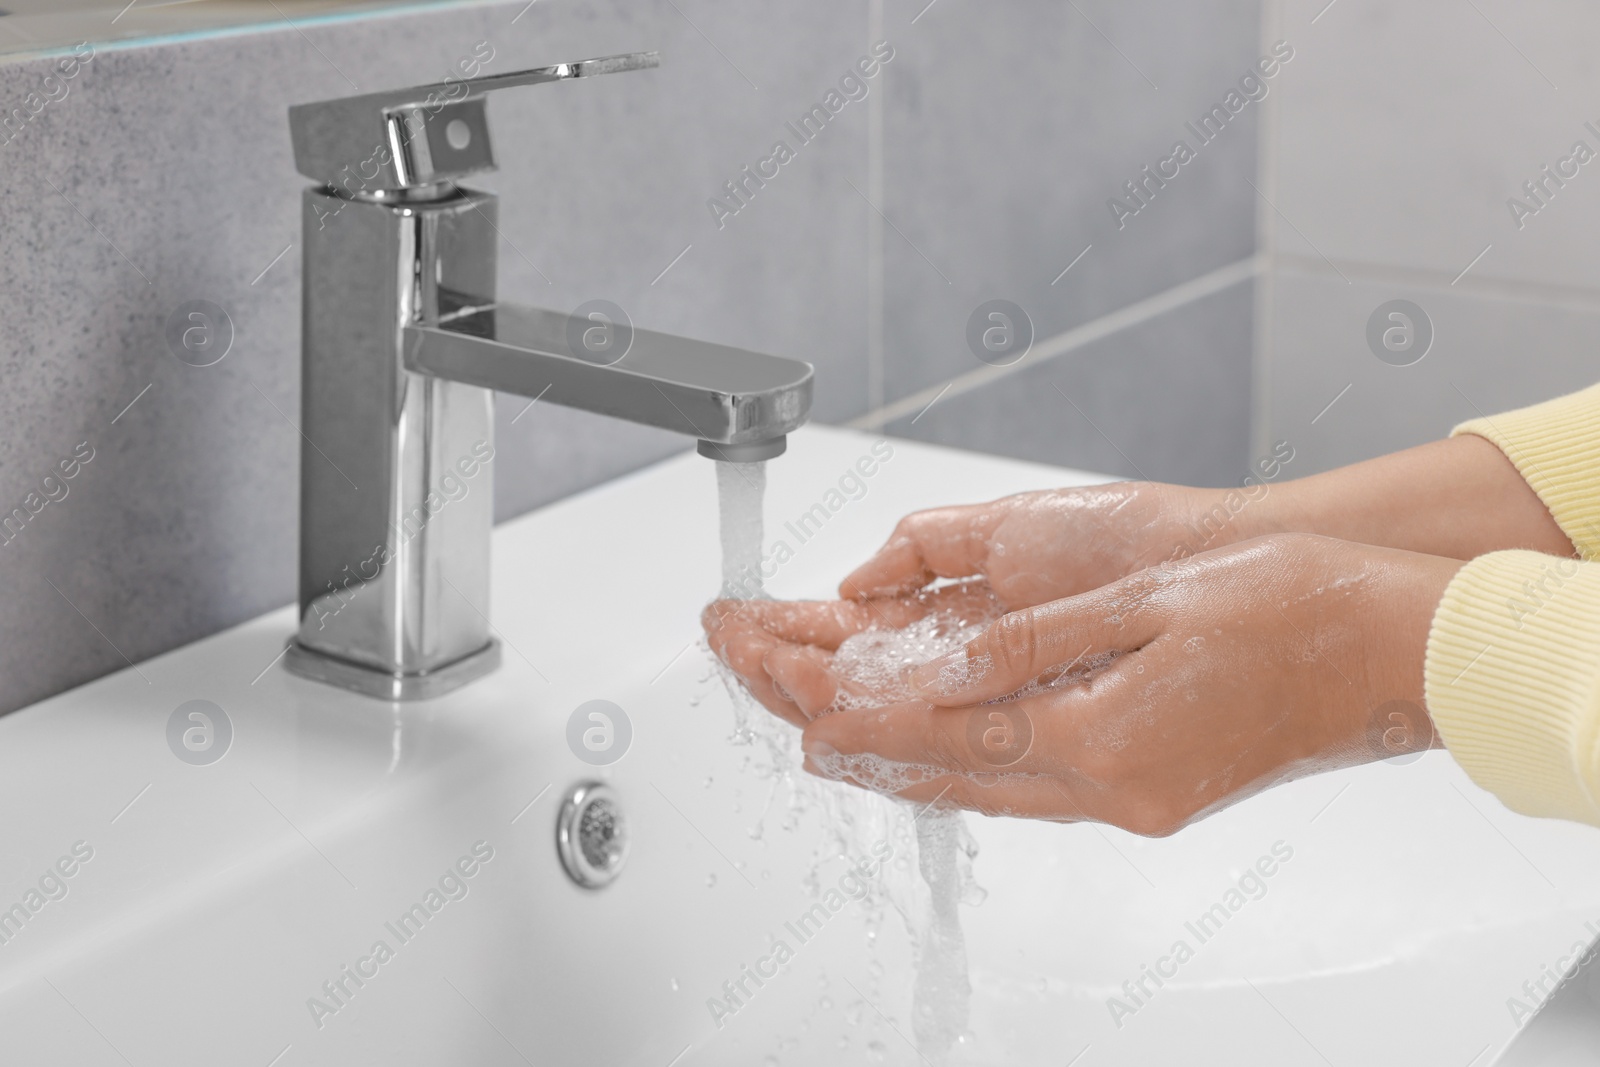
1426;550;1600;825
1453;382;1600;559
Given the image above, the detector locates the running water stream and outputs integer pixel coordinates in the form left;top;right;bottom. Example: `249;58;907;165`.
716;460;768;599
711;458;980;1063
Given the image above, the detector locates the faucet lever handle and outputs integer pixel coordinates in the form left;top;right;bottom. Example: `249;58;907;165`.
289;51;660;192
455;51;660;97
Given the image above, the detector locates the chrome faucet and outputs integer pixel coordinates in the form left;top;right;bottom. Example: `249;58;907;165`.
281;53;812;700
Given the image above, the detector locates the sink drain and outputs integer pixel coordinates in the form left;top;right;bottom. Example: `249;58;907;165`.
556;782;628;889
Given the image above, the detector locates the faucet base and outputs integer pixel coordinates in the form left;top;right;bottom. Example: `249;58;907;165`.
282;639;502;702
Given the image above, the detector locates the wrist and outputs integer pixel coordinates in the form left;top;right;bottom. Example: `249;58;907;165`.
1180;480;1300;552
1362;548;1465;754
1242;437;1575;559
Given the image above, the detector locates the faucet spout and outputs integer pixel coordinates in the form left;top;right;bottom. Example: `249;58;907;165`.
403;304;812;446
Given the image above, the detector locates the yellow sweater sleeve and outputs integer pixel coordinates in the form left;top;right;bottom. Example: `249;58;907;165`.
1452;381;1600;557
1426;552;1600;823
1425;384;1600;824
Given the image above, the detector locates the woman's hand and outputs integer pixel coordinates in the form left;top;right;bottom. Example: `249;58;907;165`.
786;534;1464;836
704;480;1252;727
702;582;1002;729
837;434;1576;614
836;482;1281;610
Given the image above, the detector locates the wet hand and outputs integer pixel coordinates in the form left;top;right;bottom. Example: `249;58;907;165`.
701;582;1000;730
799;535;1463;835
703;480;1279;724
836;482;1281;610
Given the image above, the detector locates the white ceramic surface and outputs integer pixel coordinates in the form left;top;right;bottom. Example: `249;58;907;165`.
0;425;1595;1066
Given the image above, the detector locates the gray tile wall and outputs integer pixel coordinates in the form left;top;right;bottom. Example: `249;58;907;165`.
887;279;1256;487
862;0;1264;487
1261;266;1600;473
0;0;1266;713
1256;0;1600;473
878;0;1263;403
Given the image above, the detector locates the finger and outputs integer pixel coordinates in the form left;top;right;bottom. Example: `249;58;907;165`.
763;645;839;719
839;503;1009;599
704;583;999;651
704;598;887;651
703;600;840;668
703;600;770;665
707;617;809;727
766;643;914;720
906;576;1166;706
801;753;1085;822
803;690;1093;780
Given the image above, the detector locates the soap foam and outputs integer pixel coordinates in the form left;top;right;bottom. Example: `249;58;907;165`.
808;749;1049;796
824;598;1119;718
809;750;945;794
824;601;998;714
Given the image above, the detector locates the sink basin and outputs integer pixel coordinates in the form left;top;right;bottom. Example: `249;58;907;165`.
1;425;1597;1066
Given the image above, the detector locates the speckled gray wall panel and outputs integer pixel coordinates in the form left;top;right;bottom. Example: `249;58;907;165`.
0;0;1263;714
888;279;1255;488
880;0;1263;403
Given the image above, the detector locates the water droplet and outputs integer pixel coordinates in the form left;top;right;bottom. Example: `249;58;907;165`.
867;1039;888;1062
1183;636;1205;653
670;977;680;992
707;873;717;887
703;776;714;788
868;959;885;978
1134;663;1145;674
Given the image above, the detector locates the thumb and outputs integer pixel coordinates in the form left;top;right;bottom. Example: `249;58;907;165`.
907;584;1164;705
839;503;1006;599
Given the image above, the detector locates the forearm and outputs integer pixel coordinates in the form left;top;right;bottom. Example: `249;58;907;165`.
1245;435;1576;560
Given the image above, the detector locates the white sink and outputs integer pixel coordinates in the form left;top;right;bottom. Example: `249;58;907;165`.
1;426;1596;1066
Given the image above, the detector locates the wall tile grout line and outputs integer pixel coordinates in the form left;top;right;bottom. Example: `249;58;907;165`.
864;0;886;416
1270;251;1600;313
1251;0;1286;465
844;255;1261;432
